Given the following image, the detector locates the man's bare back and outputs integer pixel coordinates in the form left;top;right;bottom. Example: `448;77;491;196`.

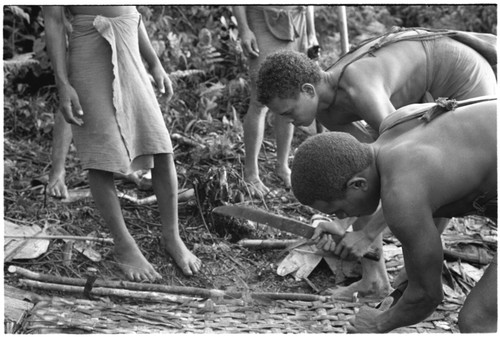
318;29;496;132
377;100;496;219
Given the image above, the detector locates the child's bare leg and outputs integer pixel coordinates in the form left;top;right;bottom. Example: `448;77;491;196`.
243;100;270;197
274;114;293;188
152;153;201;275
88;169;162;282
48;113;71;199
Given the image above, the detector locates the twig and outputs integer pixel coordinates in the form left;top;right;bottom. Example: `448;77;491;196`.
4;229;44;262
61;188;194;204
4;235;113;243
171;133;206;149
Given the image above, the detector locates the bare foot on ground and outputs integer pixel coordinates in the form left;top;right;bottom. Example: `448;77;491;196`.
113;239;162;282
47;170;69;199
161;235;202;276
276;165;291;189
244;177;270;198
326;279;393;301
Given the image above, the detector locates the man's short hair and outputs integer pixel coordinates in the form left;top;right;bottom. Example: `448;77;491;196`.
291;132;373;205
257;50;321;105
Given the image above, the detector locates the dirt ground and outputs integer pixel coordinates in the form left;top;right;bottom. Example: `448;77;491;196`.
3;126;497;333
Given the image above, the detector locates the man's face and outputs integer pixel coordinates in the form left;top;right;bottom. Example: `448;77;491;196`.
267;90;317;127
310;187;378;219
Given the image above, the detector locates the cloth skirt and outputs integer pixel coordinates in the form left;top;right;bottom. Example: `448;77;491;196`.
68;12;172;175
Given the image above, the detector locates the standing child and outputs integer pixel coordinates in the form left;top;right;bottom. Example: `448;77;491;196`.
43;5;201;281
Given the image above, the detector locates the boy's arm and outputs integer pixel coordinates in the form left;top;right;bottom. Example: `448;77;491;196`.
232;6;259;58
137;17;173;101
43;6;84;126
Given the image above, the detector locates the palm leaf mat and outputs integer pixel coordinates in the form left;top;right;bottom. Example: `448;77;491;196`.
12;290;459;334
7;263;463;334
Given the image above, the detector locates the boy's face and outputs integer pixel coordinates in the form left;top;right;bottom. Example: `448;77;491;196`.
267;90;317;127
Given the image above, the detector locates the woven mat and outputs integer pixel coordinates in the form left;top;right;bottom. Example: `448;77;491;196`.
21;296;363;334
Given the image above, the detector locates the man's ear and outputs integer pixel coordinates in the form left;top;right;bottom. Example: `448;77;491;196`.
346;176;368;191
301;83;316;98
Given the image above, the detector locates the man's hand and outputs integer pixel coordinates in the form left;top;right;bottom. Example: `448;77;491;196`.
239;30;259;59
336;230;374;260
309;220;346;252
150;64;174;102
347;297;393;333
58;84;84;126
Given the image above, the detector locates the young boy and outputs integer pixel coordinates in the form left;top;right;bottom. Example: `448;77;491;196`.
43;6;201;281
232;5;318;197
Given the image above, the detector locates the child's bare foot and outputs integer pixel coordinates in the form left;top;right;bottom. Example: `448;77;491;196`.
244;177;270;198
161;235;201;276
276;165;291;189
326;279;393;301
47;170;69;199
113;239;162;282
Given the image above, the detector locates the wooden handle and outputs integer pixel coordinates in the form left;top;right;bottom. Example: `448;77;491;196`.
363;247;382;261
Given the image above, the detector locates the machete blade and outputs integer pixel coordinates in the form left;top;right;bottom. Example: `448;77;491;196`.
213;205;315;239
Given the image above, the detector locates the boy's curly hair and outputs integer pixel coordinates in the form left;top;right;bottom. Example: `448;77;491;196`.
257;50;321;105
291;132;373;206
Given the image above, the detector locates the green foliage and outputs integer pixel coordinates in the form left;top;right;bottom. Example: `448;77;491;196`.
3;5;497;141
387;5;497;33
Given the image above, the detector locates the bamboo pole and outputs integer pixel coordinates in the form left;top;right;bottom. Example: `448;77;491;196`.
338;6;349;55
10;266;330;302
18;279;201;305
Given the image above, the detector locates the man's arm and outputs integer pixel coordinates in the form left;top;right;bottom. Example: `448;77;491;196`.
352;182;444;332
232;6;259;58
137;17;173;101
43;6;84;126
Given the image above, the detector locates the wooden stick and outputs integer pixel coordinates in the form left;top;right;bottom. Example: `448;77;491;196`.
338;6;349;54
4;235;113;243
443;248;493;265
61;188;194;204
10;266;329;302
237;239;301;249
4;229;44;262
18;279;201;305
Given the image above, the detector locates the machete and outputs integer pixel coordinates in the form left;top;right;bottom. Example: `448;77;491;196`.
213;205;381;261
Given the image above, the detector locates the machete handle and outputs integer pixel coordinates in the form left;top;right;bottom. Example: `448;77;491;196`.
363;247;382;261
328;230;381;261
